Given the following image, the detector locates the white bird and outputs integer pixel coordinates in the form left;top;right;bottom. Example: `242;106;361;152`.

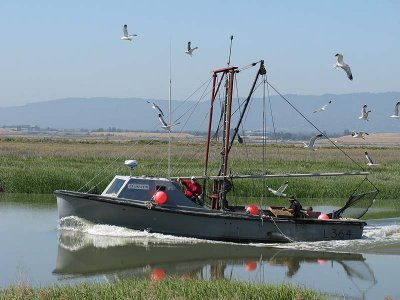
351;131;369;139
365;151;380;166
390;101;400;118
121;24;137;41
334;53;353;81
303;134;323;150
146;100;164;117
358;104;371;121
185;41;198;56
158;114;180;131
313;100;332;113
267;181;289;197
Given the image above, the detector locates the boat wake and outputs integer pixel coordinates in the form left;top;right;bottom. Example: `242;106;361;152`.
58;216;203;251
267;219;400;254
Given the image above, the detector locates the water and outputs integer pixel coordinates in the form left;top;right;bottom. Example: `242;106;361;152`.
1;196;400;300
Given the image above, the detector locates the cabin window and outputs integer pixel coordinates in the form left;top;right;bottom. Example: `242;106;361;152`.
156;185;166;191
106;179;125;195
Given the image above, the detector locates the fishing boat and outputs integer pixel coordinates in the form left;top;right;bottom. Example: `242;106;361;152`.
55;59;378;243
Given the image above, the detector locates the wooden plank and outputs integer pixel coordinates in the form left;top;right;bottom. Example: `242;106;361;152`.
269;206;293;218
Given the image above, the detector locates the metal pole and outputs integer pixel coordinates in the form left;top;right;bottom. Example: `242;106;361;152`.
168;38;172;178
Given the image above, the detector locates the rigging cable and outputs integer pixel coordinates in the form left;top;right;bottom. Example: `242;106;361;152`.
266;81;366;171
265;75;281;160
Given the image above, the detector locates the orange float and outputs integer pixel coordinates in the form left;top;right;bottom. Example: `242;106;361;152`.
154;191;168;205
246;205;259;216
151;268;166;281
318;214;330;220
245;261;257;271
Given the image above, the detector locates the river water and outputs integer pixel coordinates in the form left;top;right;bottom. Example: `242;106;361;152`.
1;196;399;300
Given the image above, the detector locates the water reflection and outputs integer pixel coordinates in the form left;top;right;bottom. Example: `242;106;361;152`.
54;230;376;298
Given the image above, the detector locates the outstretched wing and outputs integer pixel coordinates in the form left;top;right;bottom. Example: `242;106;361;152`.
364;152;373;164
342;64;353;80
394;101;400;116
276;182;289;194
335;53;344;64
158;114;168;127
123;24;129;37
362;105;367;115
147;100;164;116
309;134;323;147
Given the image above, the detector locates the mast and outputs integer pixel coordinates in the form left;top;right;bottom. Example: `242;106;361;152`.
168;38;172;178
204;61;265;210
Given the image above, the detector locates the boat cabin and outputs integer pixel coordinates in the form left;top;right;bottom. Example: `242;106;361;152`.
102;175;202;208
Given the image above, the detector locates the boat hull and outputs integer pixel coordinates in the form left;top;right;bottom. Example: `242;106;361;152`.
55;190;366;243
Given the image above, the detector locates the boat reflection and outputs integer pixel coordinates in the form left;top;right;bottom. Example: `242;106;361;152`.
54;230;376;298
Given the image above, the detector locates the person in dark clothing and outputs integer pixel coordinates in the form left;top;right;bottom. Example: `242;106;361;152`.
283;195;303;218
178;176;203;202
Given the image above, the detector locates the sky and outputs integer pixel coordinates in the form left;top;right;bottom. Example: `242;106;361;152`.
0;0;399;107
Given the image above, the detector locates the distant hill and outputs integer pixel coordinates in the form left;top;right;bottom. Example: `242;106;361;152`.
0;92;399;134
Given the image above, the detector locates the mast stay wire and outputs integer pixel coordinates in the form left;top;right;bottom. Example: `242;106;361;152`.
233;75;256;200
266;81;366;171
265;75;281;160
79;77;212;192
79;62;263;193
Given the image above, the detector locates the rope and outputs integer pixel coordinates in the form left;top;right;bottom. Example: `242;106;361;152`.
266;81;366;171
269;216;295;243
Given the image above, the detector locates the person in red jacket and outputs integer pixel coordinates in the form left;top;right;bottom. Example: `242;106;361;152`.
178;176;202;202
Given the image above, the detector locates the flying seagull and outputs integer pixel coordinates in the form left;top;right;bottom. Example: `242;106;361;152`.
334;53;353;81
185;41;198;56
267;181;289;197
351;131;369;139
121;24;137;41
359;104;371;121
313;100;332;113
390;101;400;118
146;100;164;117
365;151;380;166
158;114;180;131
303;134;323;150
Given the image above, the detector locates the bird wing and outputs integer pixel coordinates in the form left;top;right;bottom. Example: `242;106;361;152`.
336;54;344;64
276;182;288;194
395;102;400;116
309;134;323;147
342;64;353;80
123;25;129;37
187;41;191;51
158;114;168;127
365;152;374;164
147;101;164;116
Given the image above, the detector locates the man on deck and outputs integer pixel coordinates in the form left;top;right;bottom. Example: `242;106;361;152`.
283;195;303;218
178;176;203;203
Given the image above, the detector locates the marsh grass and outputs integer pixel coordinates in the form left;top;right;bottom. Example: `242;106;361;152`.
0;278;324;300
0;139;398;204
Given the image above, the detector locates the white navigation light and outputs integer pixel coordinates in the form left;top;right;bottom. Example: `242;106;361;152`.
124;160;138;176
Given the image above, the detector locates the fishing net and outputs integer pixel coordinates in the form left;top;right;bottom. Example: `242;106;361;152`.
333;190;379;219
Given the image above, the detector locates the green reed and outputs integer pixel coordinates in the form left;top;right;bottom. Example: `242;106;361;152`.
0;139;398;204
0;278;324;300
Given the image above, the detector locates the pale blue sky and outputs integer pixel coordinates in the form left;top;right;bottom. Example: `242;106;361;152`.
0;0;399;107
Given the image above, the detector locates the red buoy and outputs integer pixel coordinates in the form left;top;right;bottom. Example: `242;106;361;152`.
246;205;259;216
318;213;330;220
154;191;168;205
151;268;166;281
245;261;257;272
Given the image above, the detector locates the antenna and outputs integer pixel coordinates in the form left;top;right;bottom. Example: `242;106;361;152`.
168;37;172;178
227;35;234;66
